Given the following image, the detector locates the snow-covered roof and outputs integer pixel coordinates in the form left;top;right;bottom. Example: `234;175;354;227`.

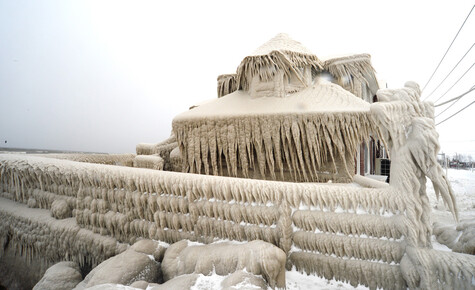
324;53;372;66
250;33;315;57
176;79;370;120
236;33;323;91
324;53;379;99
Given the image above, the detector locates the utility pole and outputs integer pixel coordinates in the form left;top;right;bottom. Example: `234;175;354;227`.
439;152;448;177
446;156;449;177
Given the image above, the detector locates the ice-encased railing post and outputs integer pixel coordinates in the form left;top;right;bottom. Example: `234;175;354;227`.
371;82;458;247
370;82;475;288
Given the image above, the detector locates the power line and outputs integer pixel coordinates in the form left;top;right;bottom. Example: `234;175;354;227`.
435;85;475;107
442;139;475;142
432;61;475;104
435;86;475;118
424;43;475;100
436;98;475;126
421;4;475;93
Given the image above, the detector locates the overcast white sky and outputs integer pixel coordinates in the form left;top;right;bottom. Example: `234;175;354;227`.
1;0;474;156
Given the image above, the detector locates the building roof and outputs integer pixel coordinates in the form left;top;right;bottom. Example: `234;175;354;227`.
324;53;379;99
250;33;316;56
236;34;324;91
175;79;370;120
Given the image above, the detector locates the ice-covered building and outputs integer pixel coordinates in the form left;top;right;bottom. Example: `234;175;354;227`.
165;34;382;183
1;34;474;289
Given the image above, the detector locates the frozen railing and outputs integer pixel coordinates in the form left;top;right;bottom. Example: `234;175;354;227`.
3;154;472;289
0;198;122;276
36;153;135;167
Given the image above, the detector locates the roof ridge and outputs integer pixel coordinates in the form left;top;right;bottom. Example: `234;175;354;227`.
251;33;316;57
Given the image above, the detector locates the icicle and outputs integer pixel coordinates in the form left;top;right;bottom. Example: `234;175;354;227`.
293;210;407;240
290;252;405;289
262;118;276;180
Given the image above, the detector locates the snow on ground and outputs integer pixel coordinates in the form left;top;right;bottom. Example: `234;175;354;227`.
427;168;475;224
427;168;475;252
189;275;224;290
285;269;367;290
181;270;368;290
185;270;369;290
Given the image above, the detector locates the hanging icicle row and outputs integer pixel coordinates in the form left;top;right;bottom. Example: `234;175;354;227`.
174;112;373;182
324;53;379;100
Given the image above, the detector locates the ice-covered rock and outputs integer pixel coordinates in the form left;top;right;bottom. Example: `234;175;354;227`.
433;222;459;249
83;284;138;290
147;274;200;290
128;280;149;289
453;220;475;254
130;239;167;262
434;219;475;255
162;240;285;288
74;240;164;289
221;270;268;290
33;261;82;290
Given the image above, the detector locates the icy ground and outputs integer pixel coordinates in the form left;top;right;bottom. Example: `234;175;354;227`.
429;168;475;223
428;168;475;253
